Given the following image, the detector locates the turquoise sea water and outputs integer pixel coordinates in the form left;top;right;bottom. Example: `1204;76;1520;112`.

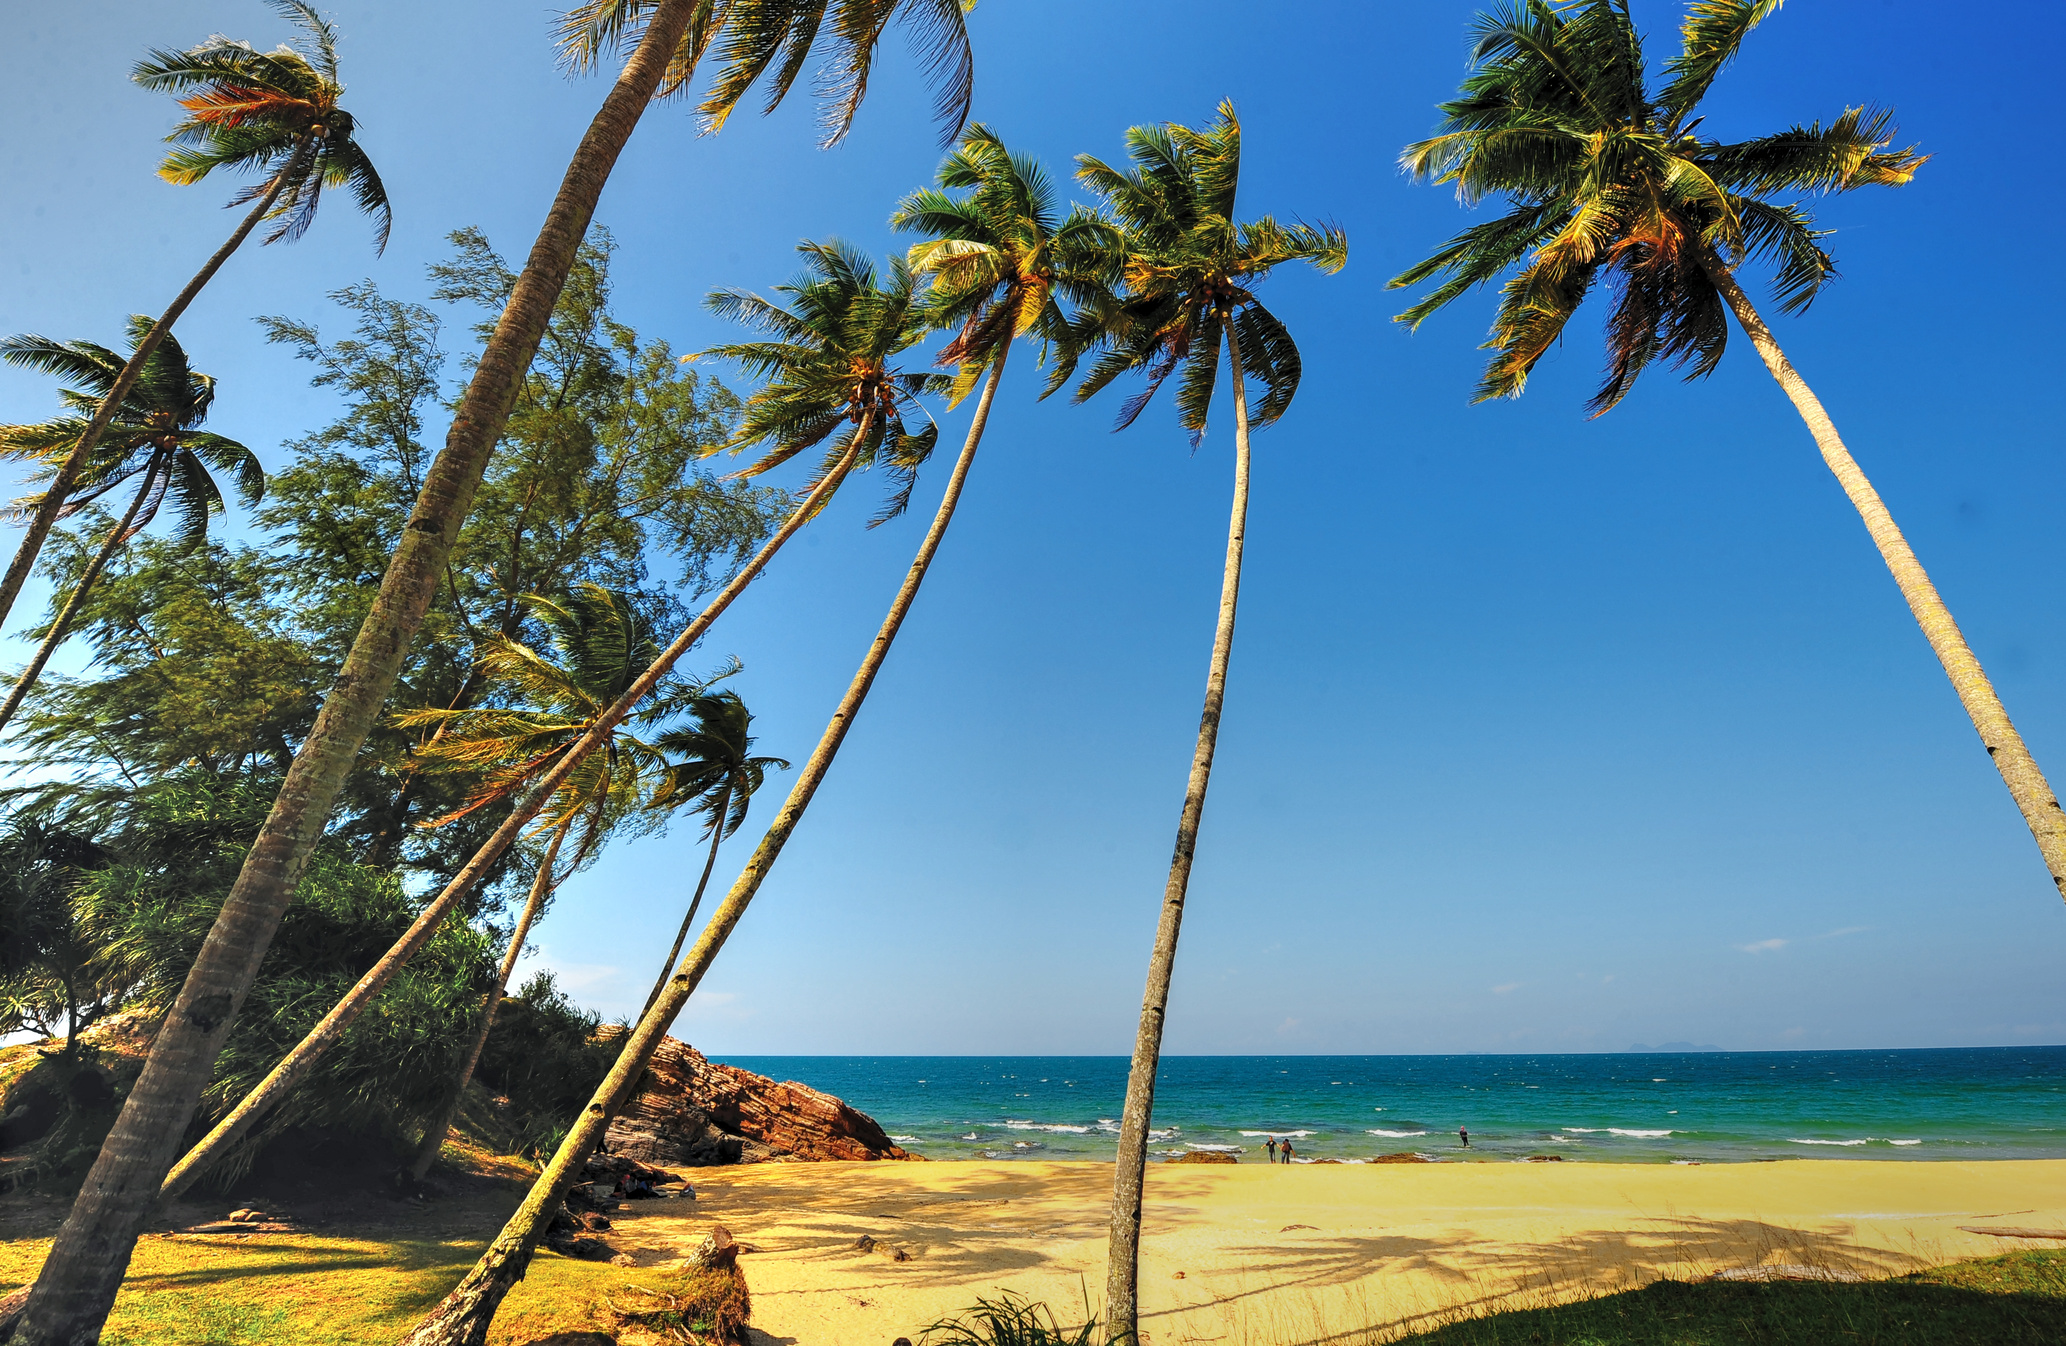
714;1049;2066;1164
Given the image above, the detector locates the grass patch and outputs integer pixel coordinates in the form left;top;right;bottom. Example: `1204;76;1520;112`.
0;1231;713;1346
1385;1250;2066;1345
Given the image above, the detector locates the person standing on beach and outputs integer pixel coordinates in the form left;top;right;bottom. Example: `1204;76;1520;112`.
1281;1138;1296;1163
1266;1137;1278;1164
1459;1126;1469;1148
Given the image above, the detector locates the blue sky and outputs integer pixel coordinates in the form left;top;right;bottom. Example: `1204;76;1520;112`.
4;1;2064;1055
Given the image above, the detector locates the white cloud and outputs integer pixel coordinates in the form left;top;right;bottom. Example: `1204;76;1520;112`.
1491;982;1521;995
1737;938;1787;954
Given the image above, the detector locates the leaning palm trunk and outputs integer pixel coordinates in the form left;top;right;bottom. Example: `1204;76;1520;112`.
0;137;313;639
403;821;570;1185
637;781;732;1023
155;422;869;1204
397;352;1009;1346
1702;255;2066;902
1105;326;1253;1345
3;11;705;1340
0;461;159;732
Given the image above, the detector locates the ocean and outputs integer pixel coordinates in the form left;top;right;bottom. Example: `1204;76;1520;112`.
714;1048;2066;1165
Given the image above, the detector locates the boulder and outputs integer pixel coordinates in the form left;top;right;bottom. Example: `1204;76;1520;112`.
1168;1150;1237;1164
603;1037;915;1168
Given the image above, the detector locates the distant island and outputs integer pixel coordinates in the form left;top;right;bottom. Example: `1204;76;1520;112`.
1626;1042;1723;1052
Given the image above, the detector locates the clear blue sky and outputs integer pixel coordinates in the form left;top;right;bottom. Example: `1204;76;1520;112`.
4;1;2063;1055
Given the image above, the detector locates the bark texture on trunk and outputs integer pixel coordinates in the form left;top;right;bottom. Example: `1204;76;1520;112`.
0;460;159;732
638;783;732;1024
1703;255;2066;903
157;420;866;1202
396;353;1007;1346
4;14;700;1342
405;822;568;1184
0;136;313;637
1104;323;1252;1345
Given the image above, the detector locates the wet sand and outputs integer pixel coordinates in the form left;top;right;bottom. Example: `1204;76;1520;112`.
607;1158;2066;1345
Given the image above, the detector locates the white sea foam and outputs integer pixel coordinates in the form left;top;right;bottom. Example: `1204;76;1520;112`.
1004;1121;1091;1133
1889;1139;1922;1146
889;1135;920;1143
1147;1127;1178;1141
1790;1138;1870;1146
1186;1143;1244;1153
1368;1129;1430;1138
1239;1129;1315;1138
1561;1127;1673;1138
960;1132;979;1141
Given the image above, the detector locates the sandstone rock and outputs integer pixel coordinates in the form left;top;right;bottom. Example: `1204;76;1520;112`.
603;1037;916;1168
1372;1152;1430;1164
1168;1150;1236;1164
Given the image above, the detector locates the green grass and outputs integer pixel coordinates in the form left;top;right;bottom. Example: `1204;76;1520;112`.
1385;1250;2066;1346
0;1230;695;1346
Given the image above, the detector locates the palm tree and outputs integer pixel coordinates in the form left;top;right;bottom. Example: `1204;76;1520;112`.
392;586;697;1185
1389;1;2066;900
0;0;384;640
395;245;950;1345
891;123;1119;408
158;584;686;1201
1070;103;1345;1343
636;690;789;1023
18;5;982;1337
0;320;263;732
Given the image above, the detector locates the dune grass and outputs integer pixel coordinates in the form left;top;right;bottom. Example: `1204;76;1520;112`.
1382;1249;2066;1346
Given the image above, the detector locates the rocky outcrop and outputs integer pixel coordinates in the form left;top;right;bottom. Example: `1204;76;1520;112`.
603;1037;915;1168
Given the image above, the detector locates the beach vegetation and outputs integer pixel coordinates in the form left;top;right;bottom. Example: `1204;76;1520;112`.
1391;0;2066;898
1381;1250;2066;1345
1065;100;1345;1344
21;0;986;1333
0;0;387;647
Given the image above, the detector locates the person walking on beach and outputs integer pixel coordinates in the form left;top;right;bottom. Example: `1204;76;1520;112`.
1265;1137;1278;1164
1459;1126;1469;1149
1281;1138;1296;1163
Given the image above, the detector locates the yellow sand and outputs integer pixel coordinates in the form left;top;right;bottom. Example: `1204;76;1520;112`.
603;1159;2066;1345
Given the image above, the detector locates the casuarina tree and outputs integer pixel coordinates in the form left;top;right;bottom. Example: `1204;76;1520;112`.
394;240;946;1346
0;0;385;641
5;5;979;1340
0;320;264;731
1070;102;1345;1343
1391;0;2066;900
636;689;789;1022
156;583;691;1200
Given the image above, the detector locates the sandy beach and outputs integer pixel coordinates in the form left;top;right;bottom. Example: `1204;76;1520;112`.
599;1159;2066;1344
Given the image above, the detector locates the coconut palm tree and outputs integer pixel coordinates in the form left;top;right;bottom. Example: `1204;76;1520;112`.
0;320;263;732
636;690;789;1023
157;583;690;1201
18;5;982;1336
0;1;384;640
389;243;948;1346
1070;102;1345;1344
1389;1;2066;900
403;148;1116;1344
891;122;1120;408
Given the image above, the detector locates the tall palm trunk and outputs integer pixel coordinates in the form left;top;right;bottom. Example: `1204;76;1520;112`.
1702;255;2066;902
0;137;314;639
155;422;870;1203
1105;322;1252;1345
403;821;570;1186
2;13;704;1340
397;351;1009;1346
637;782;733;1023
0;457;161;732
